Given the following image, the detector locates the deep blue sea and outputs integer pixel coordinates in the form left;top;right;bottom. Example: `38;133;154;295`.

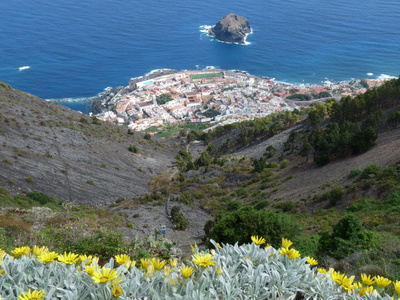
1;0;400;114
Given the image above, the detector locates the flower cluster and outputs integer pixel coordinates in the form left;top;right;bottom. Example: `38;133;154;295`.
0;240;398;300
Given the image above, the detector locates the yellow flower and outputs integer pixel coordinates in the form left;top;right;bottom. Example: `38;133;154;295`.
164;266;172;277
265;244;271;250
393;281;400;296
0;269;5;275
251;235;266;245
38;251;59;263
215;265;222;276
282;238;293;249
12;247;31;258
79;255;94;265
180;265;195;279
140;258;151;270
279;247;300;259
115;254;130;266
152;258;167;271
330;271;345;285
317;268;327;275
306;257;318;266
92;267;118;284
341;276;356;292
177;276;183;285
169;278;176;286
192;253;215;267
124;259;135;269
190;243;198;253
32;246;48;257
58;252;79;265
361;273;375;286
84;265;97;276
169;258;178;268
374;275;391;288
145;265;154;277
18;289;46;300
112;283;124;298
0;250;6;260
359;286;375;297
216;243;222;250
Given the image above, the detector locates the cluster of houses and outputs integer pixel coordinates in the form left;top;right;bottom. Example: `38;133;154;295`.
95;70;386;132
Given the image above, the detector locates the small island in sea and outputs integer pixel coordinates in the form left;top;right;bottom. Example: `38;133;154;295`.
208;13;252;45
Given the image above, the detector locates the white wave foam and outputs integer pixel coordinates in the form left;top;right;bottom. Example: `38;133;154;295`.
378;74;396;80
145;68;173;76
199;25;212;34
367;72;374;76
19;66;30;71
104;87;112;91
199;25;252;45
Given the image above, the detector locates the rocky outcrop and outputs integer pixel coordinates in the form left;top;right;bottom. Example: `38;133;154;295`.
209;13;251;44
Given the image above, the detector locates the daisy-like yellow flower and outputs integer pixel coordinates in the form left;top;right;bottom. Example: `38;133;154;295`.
282;238;293;249
0;249;6;260
145;265;154;277
169;258;178;268
11;246;31;258
361;273;375;286
124;259;135;269
140;258;151;270
190;243;198;253
330;271;345;285
58;252;79;265
18;289;46;300
317;268;327;275
152;258;167;271
192;253;215;267
115;254;130;266
279;247;300;259
180;265;195;279
32;246;48;257
79;255;95;265
215;265;222;276
84;265;97;276
306;257;318;266
251;235;266;245
374;275;391;288
163;266;172;277
112;283;124;298
393;280;400;296
359;286;375;297
92;267;117;284
38;251;59;263
169;278;176;286
341;276;356;292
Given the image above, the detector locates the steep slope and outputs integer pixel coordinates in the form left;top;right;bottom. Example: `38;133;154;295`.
0;82;176;205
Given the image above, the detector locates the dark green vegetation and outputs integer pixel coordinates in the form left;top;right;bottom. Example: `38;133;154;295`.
156;93;173;105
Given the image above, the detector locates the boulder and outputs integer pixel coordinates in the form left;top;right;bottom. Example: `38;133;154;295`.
209;13;252;44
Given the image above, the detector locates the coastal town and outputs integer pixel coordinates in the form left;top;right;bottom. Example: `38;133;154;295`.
94;69;388;132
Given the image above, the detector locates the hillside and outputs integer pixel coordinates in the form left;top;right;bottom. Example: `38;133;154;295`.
0;82;176;205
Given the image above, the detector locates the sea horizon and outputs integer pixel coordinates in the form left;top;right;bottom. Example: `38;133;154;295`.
1;0;399;113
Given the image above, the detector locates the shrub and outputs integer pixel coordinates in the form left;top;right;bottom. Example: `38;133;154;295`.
25;177;33;183
170;206;189;230
321;186;344;206
227;201;242;211
208;206;301;247
254;200;270;210
144;133;152;140
234;188;249;198
386;190;400;206
87;180;94;185
280;160;288;169
128;145;139;153
26;192;55;205
360;164;380;179
348;167;361;179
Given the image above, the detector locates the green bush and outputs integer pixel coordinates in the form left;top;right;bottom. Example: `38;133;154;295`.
386;190;400;206
26;191;55;205
254;200;270;210
321;186;344;206
128;144;139;153
348;167;361;179
170;206;189;230
345;198;375;212
234;188;249;198
360;164;380;179
227;201;242;211
208;206;301;247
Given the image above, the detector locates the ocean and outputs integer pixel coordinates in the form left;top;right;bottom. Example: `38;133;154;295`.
1;0;399;114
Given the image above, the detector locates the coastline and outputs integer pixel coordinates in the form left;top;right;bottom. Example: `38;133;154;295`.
50;68;398;116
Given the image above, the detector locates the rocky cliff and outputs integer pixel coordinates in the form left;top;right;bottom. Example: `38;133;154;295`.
209;13;251;44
